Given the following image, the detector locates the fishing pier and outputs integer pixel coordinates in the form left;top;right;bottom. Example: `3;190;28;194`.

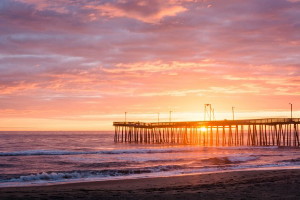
113;118;300;147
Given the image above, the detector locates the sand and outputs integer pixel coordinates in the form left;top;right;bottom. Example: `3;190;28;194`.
1;169;300;200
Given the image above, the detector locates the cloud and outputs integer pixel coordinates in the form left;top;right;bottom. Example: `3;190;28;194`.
1;0;300;129
103;60;212;73
11;0;188;23
85;0;187;23
14;0;71;13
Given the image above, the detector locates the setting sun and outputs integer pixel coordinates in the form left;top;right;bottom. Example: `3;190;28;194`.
199;127;208;132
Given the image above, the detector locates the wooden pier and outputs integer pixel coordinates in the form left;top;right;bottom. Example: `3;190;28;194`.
113;118;300;147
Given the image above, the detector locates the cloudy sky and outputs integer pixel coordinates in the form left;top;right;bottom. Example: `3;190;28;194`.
0;0;299;130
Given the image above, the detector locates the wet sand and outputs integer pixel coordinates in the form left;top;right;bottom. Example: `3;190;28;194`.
1;169;300;200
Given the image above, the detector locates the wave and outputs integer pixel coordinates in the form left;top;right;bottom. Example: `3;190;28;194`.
77;161;136;168
0;164;14;168
217;146;280;150
201;156;258;165
2;161;299;187
278;158;300;163
3;162;297;185
3;165;185;183
0;147;201;157
1;145;291;157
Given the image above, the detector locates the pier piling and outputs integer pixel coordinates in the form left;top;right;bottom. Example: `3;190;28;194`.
113;118;300;147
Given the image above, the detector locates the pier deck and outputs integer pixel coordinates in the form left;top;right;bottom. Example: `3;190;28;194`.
113;118;300;147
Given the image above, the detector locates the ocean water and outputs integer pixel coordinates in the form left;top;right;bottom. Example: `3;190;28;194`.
0;131;300;187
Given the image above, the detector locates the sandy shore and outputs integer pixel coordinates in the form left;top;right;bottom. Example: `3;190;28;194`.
1;169;300;200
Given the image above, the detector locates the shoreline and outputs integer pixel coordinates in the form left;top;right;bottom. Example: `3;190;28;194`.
0;166;300;189
1;165;300;189
1;169;300;199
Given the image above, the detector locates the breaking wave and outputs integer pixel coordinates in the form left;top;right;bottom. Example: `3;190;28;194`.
0;148;200;157
3;165;185;183
201;156;258;165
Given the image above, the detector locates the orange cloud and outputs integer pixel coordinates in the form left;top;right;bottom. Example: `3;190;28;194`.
103;60;213;73
0;82;39;95
86;1;187;23
1;0;300;130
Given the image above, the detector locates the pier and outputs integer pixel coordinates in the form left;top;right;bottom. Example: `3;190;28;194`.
113;118;300;147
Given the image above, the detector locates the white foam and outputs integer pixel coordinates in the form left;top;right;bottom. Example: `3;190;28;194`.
14;172;83;182
0;147;202;156
1;162;300;188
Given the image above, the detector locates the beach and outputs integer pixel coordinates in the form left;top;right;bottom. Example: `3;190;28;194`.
1;169;300;200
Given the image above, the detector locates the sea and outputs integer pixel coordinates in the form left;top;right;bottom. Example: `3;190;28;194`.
1;131;300;188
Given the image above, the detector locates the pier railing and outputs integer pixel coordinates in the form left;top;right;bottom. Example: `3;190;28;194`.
113;118;300;147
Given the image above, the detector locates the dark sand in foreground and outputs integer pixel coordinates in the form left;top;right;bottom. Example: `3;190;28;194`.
1;169;300;200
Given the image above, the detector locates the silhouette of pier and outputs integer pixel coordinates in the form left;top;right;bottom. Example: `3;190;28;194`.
113;118;300;147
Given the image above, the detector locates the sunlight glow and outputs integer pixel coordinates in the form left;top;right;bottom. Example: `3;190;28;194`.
199;127;208;132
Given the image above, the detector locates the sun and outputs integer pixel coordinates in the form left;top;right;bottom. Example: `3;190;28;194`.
199;127;207;132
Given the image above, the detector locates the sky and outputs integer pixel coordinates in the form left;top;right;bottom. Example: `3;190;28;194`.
0;0;300;131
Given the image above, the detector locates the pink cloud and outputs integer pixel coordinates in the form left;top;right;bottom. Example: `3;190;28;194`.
1;0;300;130
86;0;187;23
15;0;70;13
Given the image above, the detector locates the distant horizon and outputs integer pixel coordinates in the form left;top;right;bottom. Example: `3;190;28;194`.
1;110;299;131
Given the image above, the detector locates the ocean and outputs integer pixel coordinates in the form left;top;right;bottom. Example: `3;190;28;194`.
0;131;300;188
